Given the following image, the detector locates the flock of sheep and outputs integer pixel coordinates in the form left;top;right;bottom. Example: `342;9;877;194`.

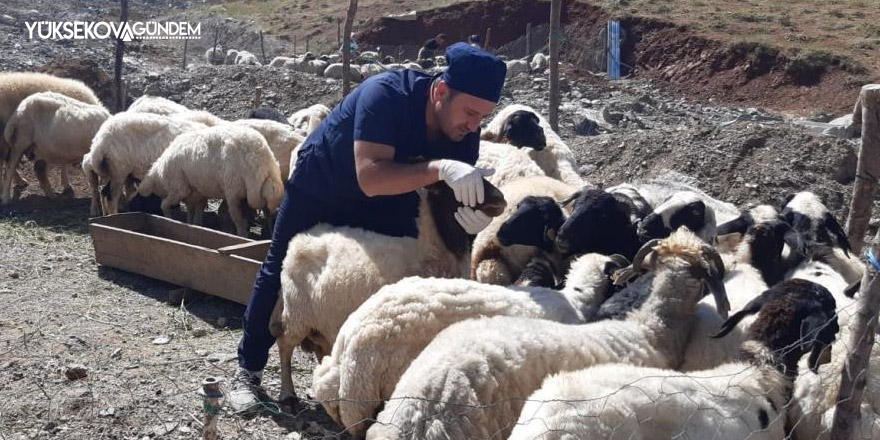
1;68;878;440
264;103;876;438
205;46;549;82
0;71;331;236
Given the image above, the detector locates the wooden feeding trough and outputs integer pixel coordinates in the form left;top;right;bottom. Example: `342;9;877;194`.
89;213;268;305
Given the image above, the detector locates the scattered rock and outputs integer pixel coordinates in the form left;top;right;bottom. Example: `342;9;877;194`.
110;348;122;359
99;407;116;417
0;289;14;294
285;432;303;440
191;328;208;338
9;272;19;279
574;116;600;136
216;317;227;327
63;364;88;381
152;335;172;345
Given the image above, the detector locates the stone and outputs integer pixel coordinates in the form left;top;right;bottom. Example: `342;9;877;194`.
63;365;88;381
152;335;172;345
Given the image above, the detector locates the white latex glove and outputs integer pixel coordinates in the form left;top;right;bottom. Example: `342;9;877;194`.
437;159;495;207
454;206;492;235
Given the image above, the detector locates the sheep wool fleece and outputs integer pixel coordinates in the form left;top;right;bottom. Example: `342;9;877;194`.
238;69;480;372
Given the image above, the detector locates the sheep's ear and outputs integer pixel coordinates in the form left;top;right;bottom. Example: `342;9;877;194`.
784;229;807;257
559;190;582;208
717;215;751;236
711;295;765;338
777;193;796;211
844;280;861;298
824;212;853;257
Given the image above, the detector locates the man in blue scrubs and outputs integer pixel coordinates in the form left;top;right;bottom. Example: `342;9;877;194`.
229;42;507;411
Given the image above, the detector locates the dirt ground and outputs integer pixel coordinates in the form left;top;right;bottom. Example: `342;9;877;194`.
0;0;877;439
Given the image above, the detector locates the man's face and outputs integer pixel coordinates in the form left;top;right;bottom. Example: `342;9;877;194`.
433;81;495;142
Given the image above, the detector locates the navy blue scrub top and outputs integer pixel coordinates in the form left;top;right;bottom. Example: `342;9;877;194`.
291;69;480;217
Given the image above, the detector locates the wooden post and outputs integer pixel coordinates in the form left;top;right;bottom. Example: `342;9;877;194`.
343;0;359;96
210;28;219;65
526;22;532;57
548;0;562;131
114;0;128;112
253;87;262;109
830;233;880;439
484;27;492;50
845;85;880;254
182;38;188;70
259;30;267;64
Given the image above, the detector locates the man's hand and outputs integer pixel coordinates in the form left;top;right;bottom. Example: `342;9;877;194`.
454;207;492;234
437;159;495;207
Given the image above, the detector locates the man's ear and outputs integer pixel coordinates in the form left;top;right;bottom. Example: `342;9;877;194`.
434;80;450;101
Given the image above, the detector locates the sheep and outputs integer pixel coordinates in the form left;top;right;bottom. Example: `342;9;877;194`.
1;92;109;204
137;125;283;236
287;103;331;137
205;46;224;65
170;110;226;127
367;228;729;440
554;187;642;261
481;104;583;187
360;63;384;79
314;252;629;437
471;176;578;286
0;72;101;203
716;204;781;253
234;50;262;66
323;63;363;81
234;118;305;180
86;112;207;216
620;178;741;225
127;95;189;115
475;140;547;188
273;180;508;405
780;191;852;256
296;59;330;76
506;59;531;77
509;278;840;440
637;191;718;245
268;56;291;68
785;256;879;440
606;183;653;225
530;52;549;71
246;107;289;125
224;49;239;65
359;51;379;61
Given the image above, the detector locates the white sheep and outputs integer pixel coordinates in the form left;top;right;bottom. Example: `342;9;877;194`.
509;278;840;440
205;46;224;65
314;253;628;436
170;110;226;127
506;59;531;77
296;59;329;76
323;62;363;81
269;56;291;68
234;50;262;66
781;191;852;256
127;95;189;115
137;124;284;236
621;177;741;225
368;228;730;440
360;63;384;79
1;92;109;204
530;52;549;71
637;190;718;245
234;118;305;179
482;104;584;187
475;140;547;188
471;175;577;285
85;112;207;216
224;49;239;65
0;72;101;203
273;181;507;405
287;103;331;137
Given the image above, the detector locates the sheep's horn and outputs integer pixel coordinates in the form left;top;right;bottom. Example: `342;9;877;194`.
612;239;660;286
607;254;630;271
702;244;730;319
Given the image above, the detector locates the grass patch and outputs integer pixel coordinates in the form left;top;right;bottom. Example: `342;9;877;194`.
730;40;780;77
785;49;865;83
730;12;777;22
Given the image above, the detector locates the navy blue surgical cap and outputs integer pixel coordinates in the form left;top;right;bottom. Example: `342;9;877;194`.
441;42;506;103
